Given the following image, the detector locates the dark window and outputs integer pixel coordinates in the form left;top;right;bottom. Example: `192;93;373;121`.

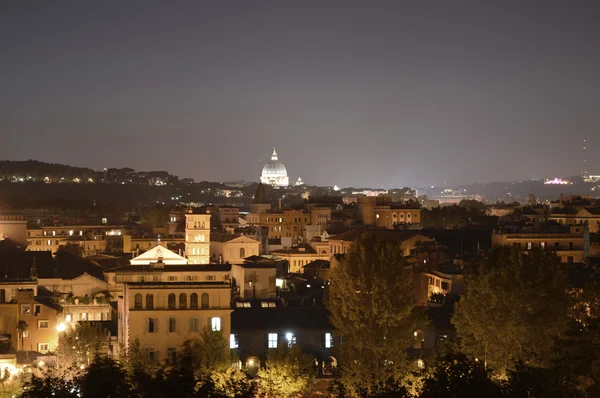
168;293;176;309
201;293;209;309
569;241;574;250
147;318;156;333
134;294;142;309
179;293;187;309
554;242;560;250
146;294;154;309
167;347;177;364
239;247;245;259
169;318;176;332
190;293;198;309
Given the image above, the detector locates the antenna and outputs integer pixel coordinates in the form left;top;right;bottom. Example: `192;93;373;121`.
582;139;588;178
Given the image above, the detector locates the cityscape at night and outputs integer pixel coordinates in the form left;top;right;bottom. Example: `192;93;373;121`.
1;1;600;397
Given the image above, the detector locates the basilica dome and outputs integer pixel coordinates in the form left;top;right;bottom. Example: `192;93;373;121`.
260;148;289;187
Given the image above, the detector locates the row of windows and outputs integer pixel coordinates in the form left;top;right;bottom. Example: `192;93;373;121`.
116;275;217;283
513;241;574;250
188;221;207;229
428;277;449;291
227;332;336;349
133;293;211;310
145;316;221;333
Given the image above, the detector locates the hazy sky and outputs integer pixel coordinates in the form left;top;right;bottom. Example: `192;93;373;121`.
1;1;599;187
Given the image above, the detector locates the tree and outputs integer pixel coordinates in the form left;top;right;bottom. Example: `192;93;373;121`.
57;322;108;368
120;338;159;397
56;243;84;258
21;367;82;398
81;356;132;398
188;328;230;376
420;353;505;398
452;246;571;372
140;205;169;227
327;232;424;396
256;344;315;398
16;320;28;351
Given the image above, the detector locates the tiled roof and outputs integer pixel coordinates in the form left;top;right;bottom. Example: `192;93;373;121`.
303;260;330;270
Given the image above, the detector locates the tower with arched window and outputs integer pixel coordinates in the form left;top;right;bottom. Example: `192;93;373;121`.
185;208;211;264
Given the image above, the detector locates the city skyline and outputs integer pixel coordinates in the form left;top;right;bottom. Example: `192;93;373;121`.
1;1;599;187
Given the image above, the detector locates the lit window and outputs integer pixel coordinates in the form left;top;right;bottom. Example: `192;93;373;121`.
38;320;49;329
65;314;72;322
230;334;239;349
285;332;296;347
21;305;31;314
38;343;49;353
268;333;278;348
22;330;31;338
376;214;380;219
325;333;334;348
211;317;221;331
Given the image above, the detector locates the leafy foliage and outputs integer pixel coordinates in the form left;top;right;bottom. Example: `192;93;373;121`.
420;353;505;398
256;344;315;398
452;246;571;371
56;242;84;258
57;322;108;367
81;356;132;398
328;232;424;396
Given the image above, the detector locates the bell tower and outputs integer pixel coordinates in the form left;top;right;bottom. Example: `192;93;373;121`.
185;208;211;264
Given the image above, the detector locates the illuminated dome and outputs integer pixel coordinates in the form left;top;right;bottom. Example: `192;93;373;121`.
260;148;289;187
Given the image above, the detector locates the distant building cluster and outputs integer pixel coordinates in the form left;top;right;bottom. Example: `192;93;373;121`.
1;154;600;381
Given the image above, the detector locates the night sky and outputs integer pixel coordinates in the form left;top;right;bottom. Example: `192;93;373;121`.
1;1;599;187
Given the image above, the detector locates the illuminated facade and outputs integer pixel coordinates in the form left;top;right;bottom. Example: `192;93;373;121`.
185;210;210;264
260;149;289;187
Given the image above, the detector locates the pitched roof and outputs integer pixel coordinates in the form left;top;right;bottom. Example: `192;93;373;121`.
130;245;187;265
271;244;317;255
252;183;269;204
211;234;260;243
303;260;330;270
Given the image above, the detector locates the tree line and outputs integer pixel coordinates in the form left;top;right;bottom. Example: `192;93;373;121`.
327;232;600;397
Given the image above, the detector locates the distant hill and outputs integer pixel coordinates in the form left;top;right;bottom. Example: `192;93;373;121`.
0;160;182;185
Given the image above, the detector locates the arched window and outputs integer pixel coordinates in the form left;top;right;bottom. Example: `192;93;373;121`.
146;294;154;310
239;247;245;259
134;294;142;309
179;293;187;309
168;293;176;309
201;293;209;309
190;293;198;309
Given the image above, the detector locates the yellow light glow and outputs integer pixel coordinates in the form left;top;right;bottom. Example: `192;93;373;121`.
56;323;67;332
